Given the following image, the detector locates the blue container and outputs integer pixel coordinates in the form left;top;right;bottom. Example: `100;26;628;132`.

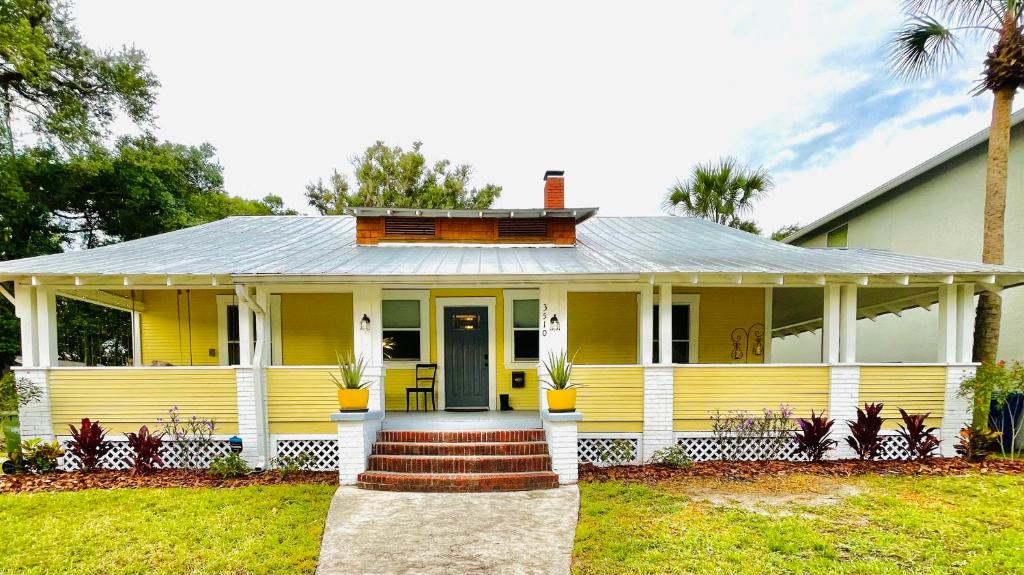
989;392;1024;453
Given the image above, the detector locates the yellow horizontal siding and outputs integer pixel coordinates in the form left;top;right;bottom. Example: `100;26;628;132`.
48;368;238;434
673;287;765;364
859;366;945;429
384;369;419;411
574;367;643;431
579;421;643;433
266;368;338;434
673;366;830;431
140;290;225;366
281;293;353;365
568;292;638;365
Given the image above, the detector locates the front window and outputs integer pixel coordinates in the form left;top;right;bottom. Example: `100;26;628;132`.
653;300;696;364
226;304;241;365
383;299;422;360
511;298;540;361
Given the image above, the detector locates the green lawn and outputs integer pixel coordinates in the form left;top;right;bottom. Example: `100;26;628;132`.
574;474;1024;575
0;484;336;575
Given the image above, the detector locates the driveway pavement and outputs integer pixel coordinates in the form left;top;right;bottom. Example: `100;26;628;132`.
316;486;580;575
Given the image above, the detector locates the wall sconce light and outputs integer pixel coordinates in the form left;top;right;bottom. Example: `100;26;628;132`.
730;323;765;363
360;314;371;332
549;314;561;332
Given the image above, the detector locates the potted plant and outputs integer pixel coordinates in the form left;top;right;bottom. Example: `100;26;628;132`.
542;349;579;412
330;351;372;412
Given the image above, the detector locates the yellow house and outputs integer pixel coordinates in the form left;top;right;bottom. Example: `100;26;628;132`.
2;172;1022;490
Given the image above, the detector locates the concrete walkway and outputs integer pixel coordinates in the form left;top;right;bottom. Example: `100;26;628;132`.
316;486;580;575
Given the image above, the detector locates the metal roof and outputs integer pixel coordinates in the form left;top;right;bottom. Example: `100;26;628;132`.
339;206;599;223
0;215;1020;280
783;108;1024;244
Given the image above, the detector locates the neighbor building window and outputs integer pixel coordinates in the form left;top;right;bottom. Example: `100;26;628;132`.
826;223;848;248
652;294;700;363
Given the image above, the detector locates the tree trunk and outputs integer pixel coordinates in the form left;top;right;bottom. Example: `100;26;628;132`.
973;86;1014;363
971;86;1014;425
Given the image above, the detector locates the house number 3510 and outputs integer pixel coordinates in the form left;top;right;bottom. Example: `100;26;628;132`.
541;303;548;337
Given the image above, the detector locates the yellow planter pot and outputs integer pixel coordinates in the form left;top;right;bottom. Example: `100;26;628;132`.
546;389;577;413
337;388;370;412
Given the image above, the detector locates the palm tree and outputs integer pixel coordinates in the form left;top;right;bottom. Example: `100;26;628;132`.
663;157;773;233
888;1;1024;365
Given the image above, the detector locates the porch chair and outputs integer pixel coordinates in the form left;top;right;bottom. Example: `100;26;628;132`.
406;363;438;412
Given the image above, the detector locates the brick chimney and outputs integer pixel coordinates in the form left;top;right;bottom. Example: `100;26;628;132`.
543;170;565;209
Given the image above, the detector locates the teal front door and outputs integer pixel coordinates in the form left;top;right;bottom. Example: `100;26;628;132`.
444;306;489;409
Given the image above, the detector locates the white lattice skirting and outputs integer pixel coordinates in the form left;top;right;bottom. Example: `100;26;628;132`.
271;437;339;471
59;438;233;471
674;432;913;462
577;435;642;466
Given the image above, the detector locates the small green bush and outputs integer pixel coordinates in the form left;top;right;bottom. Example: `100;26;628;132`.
649;444;693;468
9;438;64;473
208;453;251;478
272;453;312;478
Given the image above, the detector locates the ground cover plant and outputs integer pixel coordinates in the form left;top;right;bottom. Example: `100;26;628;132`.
574;473;1024;575
0;484;336;575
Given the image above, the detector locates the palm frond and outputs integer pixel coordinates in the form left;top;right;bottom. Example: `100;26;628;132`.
887;15;962;80
904;0;999;29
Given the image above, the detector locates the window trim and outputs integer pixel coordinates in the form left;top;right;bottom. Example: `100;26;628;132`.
381;289;430;368
504;289;541;367
825;223;848;248
216;294;240;367
653;294;700;364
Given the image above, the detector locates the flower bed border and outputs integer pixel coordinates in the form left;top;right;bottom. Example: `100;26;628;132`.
580;457;1024;484
0;469;336;494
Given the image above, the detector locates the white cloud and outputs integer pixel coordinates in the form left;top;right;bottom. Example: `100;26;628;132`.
67;0;1008;235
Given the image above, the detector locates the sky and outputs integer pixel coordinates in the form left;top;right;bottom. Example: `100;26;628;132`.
72;0;1020;234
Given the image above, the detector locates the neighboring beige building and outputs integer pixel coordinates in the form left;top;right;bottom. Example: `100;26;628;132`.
776;109;1024;363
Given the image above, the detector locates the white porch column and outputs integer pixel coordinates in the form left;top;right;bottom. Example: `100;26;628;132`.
839;285;857;363
333;411;383;485
542;411;581;484
763;287;773;362
937;284;958;363
642;365;674;461
234;367;262;466
14;283;38;367
352;285;384;413
130;311;142;366
14;368;54;441
955;284;975;363
538;283;568;411
657;284;672;365
821;284;841;364
942;364;976;455
239;286;271;467
639;283;655;365
827;365;859;459
35;287;57;368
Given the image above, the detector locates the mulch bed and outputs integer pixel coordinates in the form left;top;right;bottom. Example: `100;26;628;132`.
0;469;337;494
580;457;1024;484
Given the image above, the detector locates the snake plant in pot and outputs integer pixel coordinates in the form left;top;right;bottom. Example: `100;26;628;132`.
542;349;579;412
330;352;372;412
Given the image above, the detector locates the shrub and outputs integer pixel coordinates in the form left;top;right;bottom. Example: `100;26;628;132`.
208;453;251;478
897;409;941;460
955;425;1002;462
9;438;64;473
0;372;42;411
272;453;312;478
709;405;796;461
595;439;636;465
125;425;164;475
793;411;836;461
649;444;694;469
67;418;112;472
158;406;216;470
846;403;885;460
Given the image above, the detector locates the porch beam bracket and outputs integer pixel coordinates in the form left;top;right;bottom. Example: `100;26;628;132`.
0;284;13;307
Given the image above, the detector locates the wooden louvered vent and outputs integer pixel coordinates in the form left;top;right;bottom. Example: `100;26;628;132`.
384;217;436;237
498;219;548;238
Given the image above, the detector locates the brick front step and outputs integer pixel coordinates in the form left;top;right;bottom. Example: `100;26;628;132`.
377;429;546;444
373;441;550;456
368;454;552;474
357;471;559;492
